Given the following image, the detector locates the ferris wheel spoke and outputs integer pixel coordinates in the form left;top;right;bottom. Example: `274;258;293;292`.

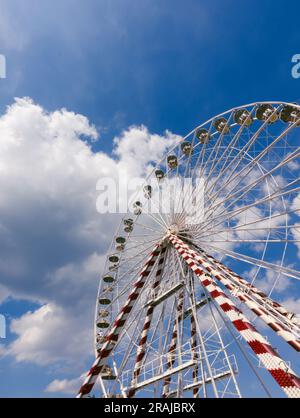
145;191;173;229
134;221;163;234
197;223;300;241
203;115;253;191
206;120;298;212
206;144;300;219
197;134;224;181
201;242;300;282
197;182;300;239
110;244;164;304
203;106;260;192
182;133;197;179
117;238;161;267
205;105;286;200
197;207;299;242
144;211;169;230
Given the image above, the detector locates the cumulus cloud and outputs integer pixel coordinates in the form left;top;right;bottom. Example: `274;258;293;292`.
8;304;92;367
45;375;85;395
243;264;292;295
280;297;300;315
0;98;178;371
114;125;179;177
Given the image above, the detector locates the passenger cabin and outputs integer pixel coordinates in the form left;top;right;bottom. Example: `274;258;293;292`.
97;319;110;329
99;297;111;305
101;366;116;380
143;185;152;199
103;275;114;283
280;105;300;125
116;236;126;251
196;128;210;144
214;117;230;134
256;104;278;124
97;335;106;344
155;169;165;181
133;201;142;215
181;142;193;156
108;255;119;271
124;218;134;233
167;155;178;169
234;109;253;126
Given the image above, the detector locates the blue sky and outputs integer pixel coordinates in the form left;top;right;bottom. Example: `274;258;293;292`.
0;0;300;398
1;0;300;142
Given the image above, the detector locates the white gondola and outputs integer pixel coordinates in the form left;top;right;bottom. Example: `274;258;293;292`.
109;255;119;263
99;297;111;305
133;201;142;216
167;155;178;169
108;255;119;271
101;366;116;380
143;185;152;199
124;218;134;233
196;128;211;144
103;275;114;283
234;109;253;126
97;334;106;344
116;236;126;251
214;117;230;134
181;142;193;156
97;319;110;329
256;104;278;123
280;105;300;125
155;169;165;181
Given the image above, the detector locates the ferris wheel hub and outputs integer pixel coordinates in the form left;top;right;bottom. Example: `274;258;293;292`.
167;224;180;235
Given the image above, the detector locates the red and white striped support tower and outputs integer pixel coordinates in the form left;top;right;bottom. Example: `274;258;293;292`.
169;234;300;398
78;243;163;398
79;102;300;398
127;246;167;398
161;289;185;398
190;312;199;398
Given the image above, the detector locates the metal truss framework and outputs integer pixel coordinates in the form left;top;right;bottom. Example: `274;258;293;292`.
78;234;300;399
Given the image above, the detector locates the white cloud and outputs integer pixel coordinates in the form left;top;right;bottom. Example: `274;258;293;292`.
0;97;178;370
45;375;85;395
243;265;292;295
280;297;300;316
7;304;92;367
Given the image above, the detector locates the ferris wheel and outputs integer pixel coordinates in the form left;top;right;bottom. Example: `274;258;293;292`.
78;102;300;398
